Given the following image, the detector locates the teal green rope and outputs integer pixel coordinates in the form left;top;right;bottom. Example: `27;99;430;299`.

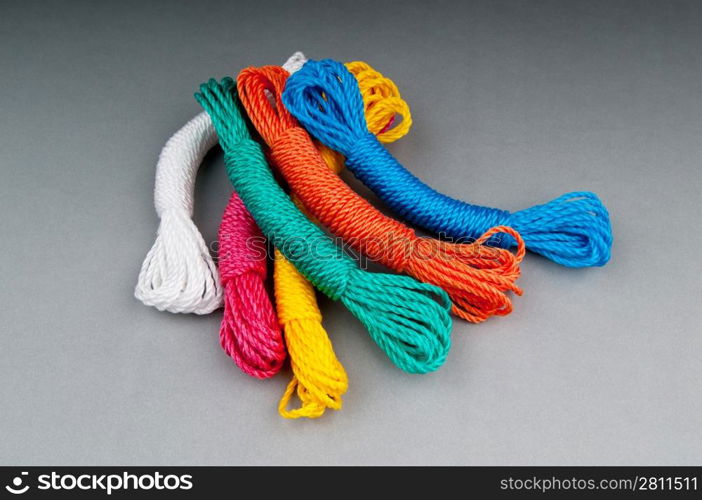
195;77;452;374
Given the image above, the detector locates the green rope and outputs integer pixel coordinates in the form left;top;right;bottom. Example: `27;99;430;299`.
196;77;451;374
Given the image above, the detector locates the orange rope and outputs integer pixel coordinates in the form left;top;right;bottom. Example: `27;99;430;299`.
238;66;526;322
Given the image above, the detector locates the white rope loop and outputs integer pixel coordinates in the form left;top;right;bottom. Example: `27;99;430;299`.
135;52;308;314
135;112;222;314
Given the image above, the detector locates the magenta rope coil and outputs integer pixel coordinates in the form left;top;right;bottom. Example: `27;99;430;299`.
218;192;286;378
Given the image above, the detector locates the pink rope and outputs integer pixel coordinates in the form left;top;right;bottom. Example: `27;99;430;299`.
218;192;286;378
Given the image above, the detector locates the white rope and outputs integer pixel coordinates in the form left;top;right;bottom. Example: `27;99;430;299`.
135;52;308;314
281;51;307;74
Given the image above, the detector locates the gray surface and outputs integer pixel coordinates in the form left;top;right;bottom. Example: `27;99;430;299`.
1;0;701;466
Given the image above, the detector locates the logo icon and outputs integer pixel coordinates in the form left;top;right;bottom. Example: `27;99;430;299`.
5;472;29;495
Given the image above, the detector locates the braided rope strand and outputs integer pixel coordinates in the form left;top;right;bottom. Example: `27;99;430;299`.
283;59;613;268
135;112;222;313
218;192;286;378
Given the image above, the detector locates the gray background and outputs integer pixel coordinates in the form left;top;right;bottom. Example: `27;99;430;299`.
1;0;701;465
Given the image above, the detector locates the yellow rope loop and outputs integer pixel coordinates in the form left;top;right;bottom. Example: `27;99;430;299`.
274;249;348;419
345;61;412;143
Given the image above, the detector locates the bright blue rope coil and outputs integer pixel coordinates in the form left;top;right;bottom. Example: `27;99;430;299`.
282;59;613;268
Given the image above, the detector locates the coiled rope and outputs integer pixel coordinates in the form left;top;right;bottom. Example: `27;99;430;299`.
274;250;347;418
238;65;525;322
135;55;308;314
195;77;453;374
283;59;613;268
134;112;222;313
218;192;286;378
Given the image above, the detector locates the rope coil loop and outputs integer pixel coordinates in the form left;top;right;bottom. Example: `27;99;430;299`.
345;61;412;143
134;52;307;315
196;77;452;374
238;66;525;322
135;112;222;314
217;192;286;378
282;59;613;268
274;249;347;418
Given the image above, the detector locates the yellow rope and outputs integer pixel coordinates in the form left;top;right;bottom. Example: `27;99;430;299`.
275;247;347;418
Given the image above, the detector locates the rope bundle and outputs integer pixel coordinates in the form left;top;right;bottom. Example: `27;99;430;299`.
274;249;347;418
135;112;222;313
135;55;308;315
135;52;616;420
195;77;452;374
218;192;286;378
282;59;613;268
238;66;526;322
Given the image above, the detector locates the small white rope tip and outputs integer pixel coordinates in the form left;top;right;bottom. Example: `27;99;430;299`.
135;210;223;314
283;52;307;74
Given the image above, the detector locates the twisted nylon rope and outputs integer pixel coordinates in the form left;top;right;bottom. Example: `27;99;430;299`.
273;182;348;417
135;53;307;315
344;61;413;143
135;111;222;313
195;77;452;374
283;59;614;268
218;192;286;378
274;249;347;418
238;66;526;322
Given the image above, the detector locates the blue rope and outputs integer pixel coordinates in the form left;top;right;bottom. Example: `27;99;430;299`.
282;59;613;268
